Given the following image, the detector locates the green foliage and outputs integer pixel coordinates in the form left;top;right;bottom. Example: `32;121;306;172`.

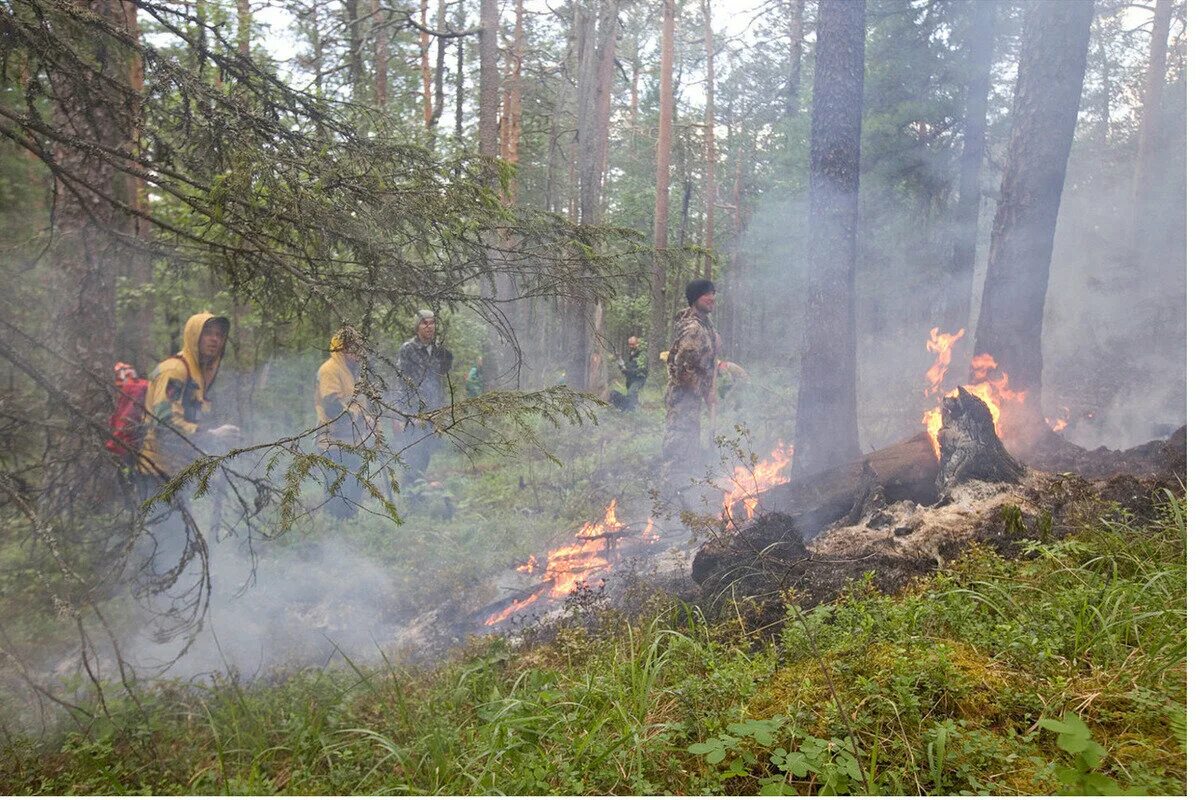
1039;712;1144;795
0;482;1185;795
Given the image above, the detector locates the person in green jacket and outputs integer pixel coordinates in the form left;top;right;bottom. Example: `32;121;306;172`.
466;356;485;398
619;336;648;407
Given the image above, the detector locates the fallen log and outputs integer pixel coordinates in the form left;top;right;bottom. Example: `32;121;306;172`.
695;388;1026;587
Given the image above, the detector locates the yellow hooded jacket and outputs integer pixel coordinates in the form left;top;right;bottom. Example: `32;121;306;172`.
139;312;228;477
316;332;369;449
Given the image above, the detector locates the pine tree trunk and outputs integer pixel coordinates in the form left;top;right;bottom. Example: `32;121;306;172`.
650;0;675;378
430;0;447;129
237;0;251;55
455;1;465;144
1130;0;1172;253
479;0;500;161
972;0;1094;454
346;0;363;96
45;0;137;506
942;0;996;339
702;0;716;280
421;0;433;126
792;0;866;479
372;0;387;107
783;0;806;118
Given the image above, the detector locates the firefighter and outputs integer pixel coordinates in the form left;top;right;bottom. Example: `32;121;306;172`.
619;335;648;407
316;326;373;518
139;311;239;483
662;279;718;503
392;309;454;481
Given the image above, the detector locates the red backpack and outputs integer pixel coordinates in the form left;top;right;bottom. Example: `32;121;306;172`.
105;362;149;464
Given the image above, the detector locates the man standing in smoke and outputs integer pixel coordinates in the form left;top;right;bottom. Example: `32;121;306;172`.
392;310;454;481
620;335;648;408
663;280;718;505
316;326;373;518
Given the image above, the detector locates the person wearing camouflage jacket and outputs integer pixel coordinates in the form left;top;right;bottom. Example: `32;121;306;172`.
391;309;453;481
663;279;718;498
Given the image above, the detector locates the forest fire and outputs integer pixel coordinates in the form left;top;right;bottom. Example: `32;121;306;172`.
722;443;794;528
921;328;1027;458
485;499;628;626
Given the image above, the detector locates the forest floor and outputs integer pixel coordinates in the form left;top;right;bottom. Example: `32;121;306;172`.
0;379;1187;795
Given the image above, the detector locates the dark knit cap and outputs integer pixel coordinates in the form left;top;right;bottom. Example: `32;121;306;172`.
685;278;716;306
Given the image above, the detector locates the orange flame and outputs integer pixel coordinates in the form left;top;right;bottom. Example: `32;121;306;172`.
486;499;626;626
921;327;963;460
484;593;540;626
1046;406;1069;433
960;355;1027;439
921;329;1027;459
722;443;793;528
641;516;660;542
925;327;965;396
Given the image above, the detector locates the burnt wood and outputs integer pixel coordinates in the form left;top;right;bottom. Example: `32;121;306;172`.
935;388;1024;491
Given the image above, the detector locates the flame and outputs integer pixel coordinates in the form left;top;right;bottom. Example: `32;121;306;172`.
484;593;540;626
920;328;1026;458
641;516;660;542
925;327;965;396
921;327;963;460
960;355;1027;439
722;443;793;528
1046;406;1069;433
486;499;626;626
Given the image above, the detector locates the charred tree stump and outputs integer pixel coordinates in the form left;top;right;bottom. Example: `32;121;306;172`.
935;388;1023;493
695;392;1027;592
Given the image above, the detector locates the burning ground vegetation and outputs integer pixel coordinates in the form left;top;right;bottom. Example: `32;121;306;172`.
0;343;1187;795
0;463;1185;794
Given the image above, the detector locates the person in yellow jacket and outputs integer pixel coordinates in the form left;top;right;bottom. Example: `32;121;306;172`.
315;327;373;518
140;311;238;482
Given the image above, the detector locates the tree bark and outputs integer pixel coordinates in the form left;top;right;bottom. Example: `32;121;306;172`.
430;0;447;129
702;0;716;280
649;0;675;378
792;0;866;479
421;0;433;126
455;0;465;144
46;0;137;505
942;0;996;339
234;0;251;56
372;0;387;107
1130;0;1172;252
500;0;525;179
972;0;1094;454
479;0;500;161
346;0;363;96
783;0;806;118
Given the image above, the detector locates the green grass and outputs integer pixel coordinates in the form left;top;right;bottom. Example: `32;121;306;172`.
0;487;1185;795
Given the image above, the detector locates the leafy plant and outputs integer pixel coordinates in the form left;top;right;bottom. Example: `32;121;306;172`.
1039;712;1140;795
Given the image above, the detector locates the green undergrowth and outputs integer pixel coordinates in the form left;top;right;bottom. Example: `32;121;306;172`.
0;489;1185;795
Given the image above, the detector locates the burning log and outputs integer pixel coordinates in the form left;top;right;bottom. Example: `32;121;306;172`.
935;387;1024;492
694;388;1027;588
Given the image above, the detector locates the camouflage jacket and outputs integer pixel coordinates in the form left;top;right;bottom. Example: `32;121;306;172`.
666;307;717;399
395;337;454;414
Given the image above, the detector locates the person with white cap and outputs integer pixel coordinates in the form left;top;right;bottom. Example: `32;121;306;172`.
392;309;453;480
